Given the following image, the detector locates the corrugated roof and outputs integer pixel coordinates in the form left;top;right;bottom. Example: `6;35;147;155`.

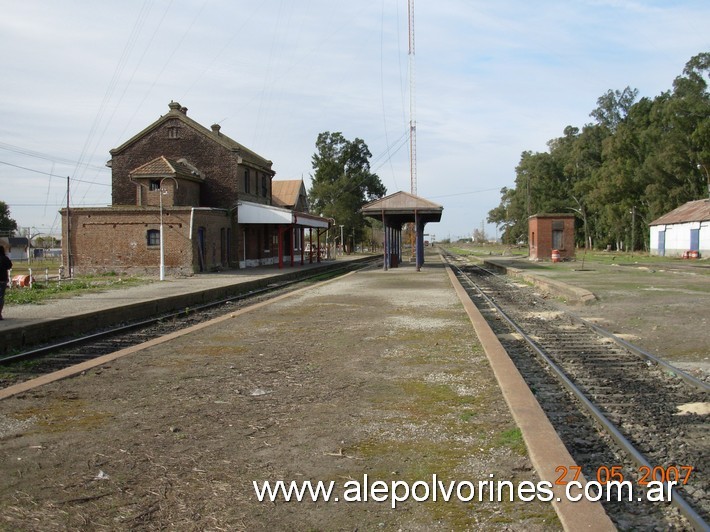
361;191;443;213
649;199;710;226
272;179;303;208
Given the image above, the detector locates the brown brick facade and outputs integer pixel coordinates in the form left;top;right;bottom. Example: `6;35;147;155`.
528;214;576;261
61;102;325;276
62;207;235;276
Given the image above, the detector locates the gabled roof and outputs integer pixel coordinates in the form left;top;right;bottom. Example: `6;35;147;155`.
272;179;305;208
649;199;710;226
361;191;443;213
110;102;274;173
361;190;443;225
129;156;204;183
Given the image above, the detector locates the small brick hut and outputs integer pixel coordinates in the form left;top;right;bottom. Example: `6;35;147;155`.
528;214;575;261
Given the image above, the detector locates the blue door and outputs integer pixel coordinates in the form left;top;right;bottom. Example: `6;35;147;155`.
690;228;699;251
658;230;666;256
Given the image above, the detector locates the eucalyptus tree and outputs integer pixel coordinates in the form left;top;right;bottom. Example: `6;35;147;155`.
308;132;387;250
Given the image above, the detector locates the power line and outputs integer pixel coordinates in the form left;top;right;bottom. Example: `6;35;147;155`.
428;187;501;199
0;160;110;186
0;141;108;171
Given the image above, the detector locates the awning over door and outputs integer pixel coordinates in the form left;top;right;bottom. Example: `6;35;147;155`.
238;201;330;228
238;201;292;224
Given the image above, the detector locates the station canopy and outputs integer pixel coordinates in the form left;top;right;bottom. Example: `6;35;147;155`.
361;191;443;271
361;191;443;225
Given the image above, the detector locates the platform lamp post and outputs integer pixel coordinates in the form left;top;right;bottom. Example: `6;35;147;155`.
159;176;179;281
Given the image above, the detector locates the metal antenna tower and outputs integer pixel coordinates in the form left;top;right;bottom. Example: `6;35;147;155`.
408;0;417;196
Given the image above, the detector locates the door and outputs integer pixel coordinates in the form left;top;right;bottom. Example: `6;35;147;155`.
658;230;666;257
690;228;699;251
197;227;206;272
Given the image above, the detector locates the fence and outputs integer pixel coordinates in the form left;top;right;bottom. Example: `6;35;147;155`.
8;267;67;289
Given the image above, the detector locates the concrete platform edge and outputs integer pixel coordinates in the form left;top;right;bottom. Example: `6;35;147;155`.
444;265;615;531
482;259;597;305
0;269;360;401
1;258;372;355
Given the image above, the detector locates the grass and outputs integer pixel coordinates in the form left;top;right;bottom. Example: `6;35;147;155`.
11;396;112;433
5;274;149;305
494;428;527;456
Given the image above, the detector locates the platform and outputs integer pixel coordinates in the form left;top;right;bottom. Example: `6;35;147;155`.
0;256;611;530
0;256;370;355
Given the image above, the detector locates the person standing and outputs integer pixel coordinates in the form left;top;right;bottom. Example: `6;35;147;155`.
0;245;12;320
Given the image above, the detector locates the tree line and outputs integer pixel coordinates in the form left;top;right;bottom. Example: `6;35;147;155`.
488;53;709;251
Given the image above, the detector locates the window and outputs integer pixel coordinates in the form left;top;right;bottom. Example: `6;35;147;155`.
262;174;268;197
149;180;161;191
147;229;160;246
167;126;180;139
244;169;251;193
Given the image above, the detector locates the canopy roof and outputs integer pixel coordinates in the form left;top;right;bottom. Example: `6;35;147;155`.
361;191;443;225
238;201;329;229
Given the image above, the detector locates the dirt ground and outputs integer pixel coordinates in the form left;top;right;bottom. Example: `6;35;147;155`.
0;263;560;530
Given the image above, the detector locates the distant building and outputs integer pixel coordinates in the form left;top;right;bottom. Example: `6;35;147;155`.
61;101;329;276
528;214;575;261
649;199;710;257
7;237;28;262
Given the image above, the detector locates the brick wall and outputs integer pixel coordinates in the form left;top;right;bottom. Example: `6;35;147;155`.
111;118;243;210
528;215;576;260
62;207;230;276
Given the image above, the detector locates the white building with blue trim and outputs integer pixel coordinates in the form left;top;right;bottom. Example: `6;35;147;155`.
649;199;710;257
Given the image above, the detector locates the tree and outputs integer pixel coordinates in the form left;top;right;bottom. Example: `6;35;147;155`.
308;132;387;250
0;201;18;235
589;87;639;132
489;52;710;252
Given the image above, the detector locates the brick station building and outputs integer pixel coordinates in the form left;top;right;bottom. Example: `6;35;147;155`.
528;214;576;261
61;102;329;276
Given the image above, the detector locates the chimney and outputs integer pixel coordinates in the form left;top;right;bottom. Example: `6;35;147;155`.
168;101;181;112
211;124;221;135
180;107;188;115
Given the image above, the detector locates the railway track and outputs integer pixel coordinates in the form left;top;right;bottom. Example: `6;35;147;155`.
443;251;709;531
0;258;379;389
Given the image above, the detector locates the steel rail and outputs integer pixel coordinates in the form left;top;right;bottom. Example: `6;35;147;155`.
443;250;709;392
0;258;379;366
445;256;709;531
569;313;710;393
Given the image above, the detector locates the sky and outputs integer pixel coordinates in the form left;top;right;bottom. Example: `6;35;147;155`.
1;0;708;241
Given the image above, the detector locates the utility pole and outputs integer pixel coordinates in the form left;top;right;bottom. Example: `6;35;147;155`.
66;175;72;277
631;205;636;255
340;225;344;255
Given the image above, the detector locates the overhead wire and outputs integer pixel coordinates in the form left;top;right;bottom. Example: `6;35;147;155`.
0;160;110;186
0;141;107;172
78;0;175;207
72;0;155;203
116;0;210;143
380;0;399;191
